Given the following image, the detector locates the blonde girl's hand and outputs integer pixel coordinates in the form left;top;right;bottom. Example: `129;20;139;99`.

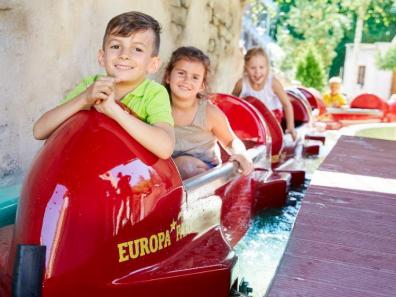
286;128;298;142
229;153;254;176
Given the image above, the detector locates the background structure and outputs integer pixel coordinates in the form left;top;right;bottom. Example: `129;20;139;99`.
0;0;247;185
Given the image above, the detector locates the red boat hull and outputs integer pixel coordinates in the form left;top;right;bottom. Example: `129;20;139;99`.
1;92;321;296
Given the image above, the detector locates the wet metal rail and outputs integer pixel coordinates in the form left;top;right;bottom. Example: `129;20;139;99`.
266;135;396;297
184;145;265;200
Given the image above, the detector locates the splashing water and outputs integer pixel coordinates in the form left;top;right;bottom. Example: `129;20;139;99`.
233;181;309;297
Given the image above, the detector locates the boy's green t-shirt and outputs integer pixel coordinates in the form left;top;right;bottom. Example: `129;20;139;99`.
63;75;174;126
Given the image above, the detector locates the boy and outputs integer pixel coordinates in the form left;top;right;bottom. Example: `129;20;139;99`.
323;76;347;108
33;11;174;159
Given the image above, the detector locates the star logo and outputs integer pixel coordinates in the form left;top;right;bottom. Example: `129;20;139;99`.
170;219;177;232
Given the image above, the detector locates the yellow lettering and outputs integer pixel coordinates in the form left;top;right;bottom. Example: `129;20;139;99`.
128;240;140;259
139;237;150;256
176;225;182;241
118;242;129;263
117;225;178;263
164;230;171;248
149;234;159;253
158;232;165;250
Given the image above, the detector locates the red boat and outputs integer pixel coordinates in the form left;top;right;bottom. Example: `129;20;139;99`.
297;87;396;130
0;93;321;297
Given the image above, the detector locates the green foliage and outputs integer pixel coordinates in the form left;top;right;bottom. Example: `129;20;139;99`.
329;0;396;76
377;46;396;71
296;49;325;91
275;0;350;73
248;0;266;26
273;0;396;78
248;0;277;27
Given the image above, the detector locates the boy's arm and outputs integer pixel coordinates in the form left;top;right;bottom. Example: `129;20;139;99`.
33;76;117;140
33;92;91;140
272;77;297;141
96;100;175;159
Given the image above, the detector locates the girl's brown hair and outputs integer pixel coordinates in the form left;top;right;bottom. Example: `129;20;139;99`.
163;46;211;99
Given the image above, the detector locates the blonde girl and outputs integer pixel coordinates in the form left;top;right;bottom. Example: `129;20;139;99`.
233;47;297;140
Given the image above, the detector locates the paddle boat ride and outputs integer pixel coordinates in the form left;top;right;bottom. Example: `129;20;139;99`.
297;87;396;130
0;91;322;297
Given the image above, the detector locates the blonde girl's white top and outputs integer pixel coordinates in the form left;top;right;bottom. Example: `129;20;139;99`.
239;72;283;111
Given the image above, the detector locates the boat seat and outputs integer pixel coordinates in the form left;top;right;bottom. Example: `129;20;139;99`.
387;100;396;121
325;94;388;125
208;93;268;149
242;96;284;161
350;94;389;123
286;89;312;128
351;93;389;113
297;86;327;115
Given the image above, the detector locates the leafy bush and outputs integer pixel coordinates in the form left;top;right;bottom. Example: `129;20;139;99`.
296;49;325;91
377;45;396;71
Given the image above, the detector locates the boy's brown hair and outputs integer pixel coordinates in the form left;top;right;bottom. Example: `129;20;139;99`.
102;11;161;56
163;46;211;99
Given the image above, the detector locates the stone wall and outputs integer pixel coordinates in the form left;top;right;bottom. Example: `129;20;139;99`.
0;0;246;185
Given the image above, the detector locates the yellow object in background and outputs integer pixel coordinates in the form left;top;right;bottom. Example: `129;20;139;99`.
323;77;347;107
323;92;347;107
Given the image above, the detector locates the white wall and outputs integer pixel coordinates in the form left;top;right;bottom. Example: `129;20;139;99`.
343;42;393;101
0;0;246;185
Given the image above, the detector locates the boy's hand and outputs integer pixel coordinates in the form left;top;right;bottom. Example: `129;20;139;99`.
84;76;119;107
229;153;254;176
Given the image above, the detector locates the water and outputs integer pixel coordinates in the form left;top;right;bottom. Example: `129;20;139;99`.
355;125;396;141
339;123;396;141
232;132;340;297
233;182;308;297
0;182;21;228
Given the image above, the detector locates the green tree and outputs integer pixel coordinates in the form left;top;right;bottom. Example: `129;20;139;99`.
273;0;396;77
329;0;396;76
275;0;350;74
377;45;396;71
296;49;325;91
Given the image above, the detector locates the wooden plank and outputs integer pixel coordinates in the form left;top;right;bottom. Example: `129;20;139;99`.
285;238;396;273
268;136;396;297
292;221;396;255
304;188;396;217
296;211;396;239
319;136;396;179
267;275;390;297
275;255;396;296
306;185;396;204
300;201;396;228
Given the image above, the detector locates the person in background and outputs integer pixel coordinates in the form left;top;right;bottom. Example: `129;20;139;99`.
163;46;253;179
323;76;347;108
232;47;297;141
33;11;174;159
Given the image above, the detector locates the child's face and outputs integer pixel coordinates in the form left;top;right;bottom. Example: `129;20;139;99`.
98;29;159;86
167;59;206;101
330;82;341;94
245;55;269;85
